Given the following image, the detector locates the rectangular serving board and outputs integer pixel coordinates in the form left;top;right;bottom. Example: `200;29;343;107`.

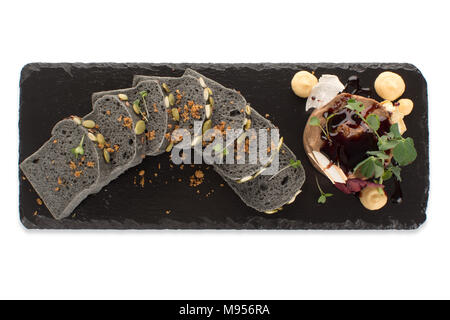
19;63;429;229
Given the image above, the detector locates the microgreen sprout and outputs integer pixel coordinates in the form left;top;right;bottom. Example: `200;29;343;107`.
316;176;333;204
71;135;85;159
269;159;302;181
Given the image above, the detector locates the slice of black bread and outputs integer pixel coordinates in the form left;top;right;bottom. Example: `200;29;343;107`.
182;68;248;134
19;118;108;219
83;95;146;183
132;75;206;147
213;107;283;183
222;144;305;214
91;80;169;156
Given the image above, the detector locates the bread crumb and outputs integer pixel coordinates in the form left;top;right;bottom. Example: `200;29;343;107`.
165;210;171;215
36;198;43;206
33;210;38;216
138;170;145;176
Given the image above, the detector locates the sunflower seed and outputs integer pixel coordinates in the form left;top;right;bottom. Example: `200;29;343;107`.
118;94;128;101
205;104;212;119
245;105;251;116
96;133;105;145
209;96;214;108
245;118;252;130
82;120;96;129
87;132;97;142
164;96;170;109
203;88;210;101
134;120;146;135
198;77;206;88
72;116;82;125
202;119;212;135
162;83;170;93
168;93;175;106
172;108;180;121
103;149;110;163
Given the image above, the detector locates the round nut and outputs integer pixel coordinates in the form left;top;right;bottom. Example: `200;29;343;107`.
397;98;414;116
374;71;405;101
291;71;318;98
359;186;388;211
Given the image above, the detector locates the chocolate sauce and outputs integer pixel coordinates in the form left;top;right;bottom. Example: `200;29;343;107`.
343;75;373;98
320;96;390;174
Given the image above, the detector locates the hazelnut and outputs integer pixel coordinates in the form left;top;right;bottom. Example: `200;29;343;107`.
397;98;414;116
359;186;388;211
374;71;405;101
291;71;318;98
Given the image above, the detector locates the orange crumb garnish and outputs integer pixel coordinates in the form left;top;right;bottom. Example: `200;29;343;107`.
122;117;132;129
139;170;145;176
69;161;76;170
36;198;43;206
74;170;82;177
86;161;95;168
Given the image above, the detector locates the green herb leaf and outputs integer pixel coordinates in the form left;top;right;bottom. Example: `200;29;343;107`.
366;114;380;132
373;160;385;178
378;139;400;151
366;150;390;160
318;195;327;204
381;169;393;181
390;165;402;181
309;116;321;127
393;137;417;166
354;157;375;178
346;99;365;113
390;123;402;139
289;159;302;169
139;91;148;98
71;135;85;159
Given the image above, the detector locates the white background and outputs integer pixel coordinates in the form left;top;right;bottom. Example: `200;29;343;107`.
1;0;448;300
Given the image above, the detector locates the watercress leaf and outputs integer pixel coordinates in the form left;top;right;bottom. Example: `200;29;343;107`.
318;195;327;204
393;137;417;166
356;158;376;178
289;159;302;168
373;160;385;178
324;193;333;197
378;139;400;151
367;150;390;160
366;114;380;132
390;166;402;182
382;169;393;181
390;123;402;139
309;116;321;126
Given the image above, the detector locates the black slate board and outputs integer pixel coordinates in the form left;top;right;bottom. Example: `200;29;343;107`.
18;63;429;229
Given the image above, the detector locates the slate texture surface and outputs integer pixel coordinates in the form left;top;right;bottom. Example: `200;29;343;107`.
18;63;429;229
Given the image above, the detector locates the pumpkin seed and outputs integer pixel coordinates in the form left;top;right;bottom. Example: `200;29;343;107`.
87;132;97;142
245;105;251;116
72;116;82;125
165;141;174;152
168;93;175;106
264;208;279;214
245;118;252;130
172;108;180;121
103;149;110;163
202;119;212;135
162;83;170;93
96;133;105;145
118;93;128;101
198;77;206;88
209;96;214;108
82;120;96;129
164;96;170;109
203;88;209;101
287;190;302;205
237;175;253;184
134;120;146;135
133;101;141;115
205;104;212;119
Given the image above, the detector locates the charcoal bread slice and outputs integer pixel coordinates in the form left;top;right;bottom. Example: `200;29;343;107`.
213;107;283;183
222;143;305;214
132;75;206;147
83;95;146;183
91;80;169;156
182;68;248;134
19;118;108;220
